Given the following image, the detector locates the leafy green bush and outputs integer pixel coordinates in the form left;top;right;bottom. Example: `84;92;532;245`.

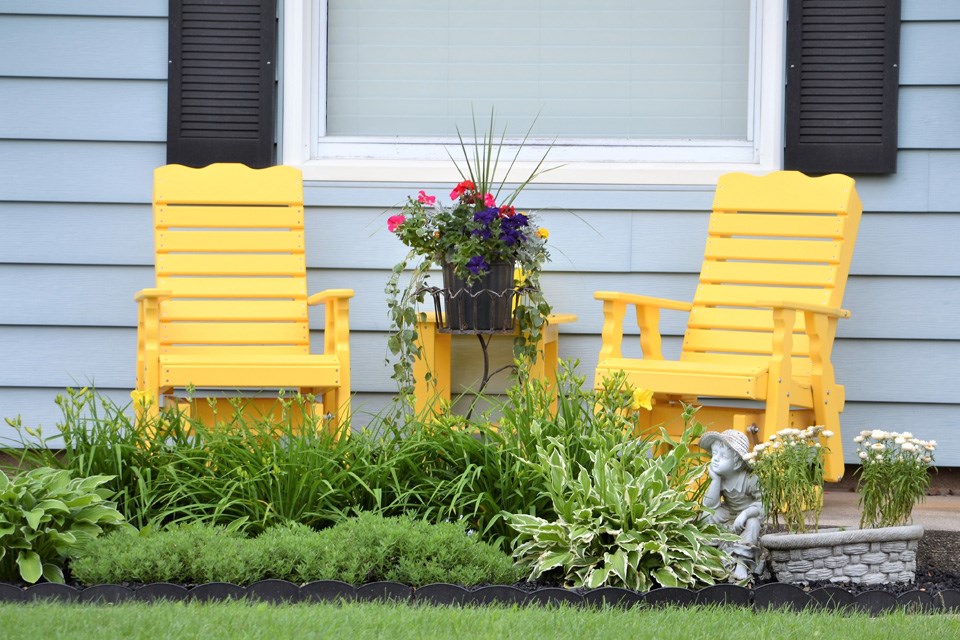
6;364;711;562
71;514;521;587
505;407;735;591
305;512;522;586
0;467;128;583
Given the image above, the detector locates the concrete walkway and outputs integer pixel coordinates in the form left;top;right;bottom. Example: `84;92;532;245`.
821;489;960;531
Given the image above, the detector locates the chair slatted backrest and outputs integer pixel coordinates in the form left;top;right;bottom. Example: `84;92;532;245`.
681;172;862;378
153;164;310;357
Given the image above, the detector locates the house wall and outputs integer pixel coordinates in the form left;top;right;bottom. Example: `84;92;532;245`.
1;1;958;464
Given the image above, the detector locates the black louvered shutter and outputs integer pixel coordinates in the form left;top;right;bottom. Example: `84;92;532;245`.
784;0;900;174
166;0;277;168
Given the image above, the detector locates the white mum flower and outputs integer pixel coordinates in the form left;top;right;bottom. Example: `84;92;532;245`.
871;442;885;451
925;444;936;451
923;456;932;463
860;430;872;437
902;431;913;439
871;429;886;440
853;435;864;443
858;451;868;459
902;442;916;452
895;437;906;445
822;430;834;438
930;440;938;447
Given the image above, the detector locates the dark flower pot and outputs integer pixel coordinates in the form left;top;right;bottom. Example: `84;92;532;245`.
441;262;515;332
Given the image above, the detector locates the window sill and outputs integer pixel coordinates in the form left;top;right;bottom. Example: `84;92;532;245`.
293;158;783;187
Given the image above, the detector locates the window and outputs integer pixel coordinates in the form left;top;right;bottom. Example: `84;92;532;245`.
282;0;785;184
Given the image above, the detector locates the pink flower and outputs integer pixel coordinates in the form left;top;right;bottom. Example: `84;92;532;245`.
483;193;496;207
417;190;436;205
387;215;406;233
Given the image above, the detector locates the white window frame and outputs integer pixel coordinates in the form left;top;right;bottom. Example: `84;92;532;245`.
282;0;785;185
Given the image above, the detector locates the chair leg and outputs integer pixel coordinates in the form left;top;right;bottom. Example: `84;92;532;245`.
816;403;845;482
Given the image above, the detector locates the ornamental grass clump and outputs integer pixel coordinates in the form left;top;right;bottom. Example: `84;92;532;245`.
748;425;834;533
854;429;936;529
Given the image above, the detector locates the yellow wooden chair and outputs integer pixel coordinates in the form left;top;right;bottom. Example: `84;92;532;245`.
134;163;353;428
594;171;861;481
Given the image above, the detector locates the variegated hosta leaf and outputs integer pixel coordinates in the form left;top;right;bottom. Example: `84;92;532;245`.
506;423;735;591
0;467;127;584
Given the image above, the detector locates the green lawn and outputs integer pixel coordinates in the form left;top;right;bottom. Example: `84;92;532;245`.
0;601;956;640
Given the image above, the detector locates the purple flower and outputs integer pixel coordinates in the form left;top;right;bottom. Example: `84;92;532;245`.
499;227;526;246
466;256;489;275
473;207;498;226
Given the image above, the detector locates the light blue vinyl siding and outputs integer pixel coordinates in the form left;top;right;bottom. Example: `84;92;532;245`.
0;78;167;142
1;3;959;468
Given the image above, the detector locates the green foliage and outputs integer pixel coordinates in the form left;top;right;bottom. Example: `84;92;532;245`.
0;467;128;584
505;406;735;591
304;512;522;586
749;426;830;533
854;430;936;528
71;515;521;587
6;364;720;574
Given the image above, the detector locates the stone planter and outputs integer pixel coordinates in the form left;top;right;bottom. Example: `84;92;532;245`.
760;525;924;586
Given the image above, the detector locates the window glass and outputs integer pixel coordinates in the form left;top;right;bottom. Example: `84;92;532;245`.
325;0;751;141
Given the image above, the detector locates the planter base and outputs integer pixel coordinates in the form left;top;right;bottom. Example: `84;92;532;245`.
760;525;924;586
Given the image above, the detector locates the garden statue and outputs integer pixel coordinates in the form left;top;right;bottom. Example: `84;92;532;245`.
700;429;764;581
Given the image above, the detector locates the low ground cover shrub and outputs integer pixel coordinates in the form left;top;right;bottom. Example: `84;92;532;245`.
0;467;127;583
70;513;521;587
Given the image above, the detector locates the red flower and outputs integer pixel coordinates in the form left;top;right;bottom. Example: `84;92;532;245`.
450;180;476;200
417;190;436;205
498;205;516;218
387;215;406;233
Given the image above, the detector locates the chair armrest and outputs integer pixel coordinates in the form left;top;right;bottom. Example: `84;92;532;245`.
756;300;850;319
595;292;692;362
308;289;353;364
594;291;693;312
134;288;172;302
307;288;355;306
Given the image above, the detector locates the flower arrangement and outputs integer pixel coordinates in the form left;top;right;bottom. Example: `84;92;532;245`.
388;182;549;282
854;429;936;528
385;115;554;408
746;425;833;533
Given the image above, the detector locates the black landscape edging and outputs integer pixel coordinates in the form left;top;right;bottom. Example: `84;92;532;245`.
753;583;811;611
0;580;954;613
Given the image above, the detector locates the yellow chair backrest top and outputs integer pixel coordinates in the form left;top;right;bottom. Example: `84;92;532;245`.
152;163;310;357
682;172;862;376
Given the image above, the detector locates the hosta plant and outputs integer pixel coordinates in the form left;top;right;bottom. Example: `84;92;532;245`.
505;415;735;591
854;429;936;528
0;467;128;583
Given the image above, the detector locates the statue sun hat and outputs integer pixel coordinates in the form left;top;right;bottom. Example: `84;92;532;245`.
699;429;751;463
